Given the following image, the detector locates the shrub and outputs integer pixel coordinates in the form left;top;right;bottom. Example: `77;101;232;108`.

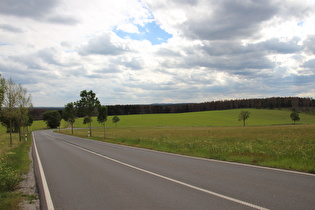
0;160;21;192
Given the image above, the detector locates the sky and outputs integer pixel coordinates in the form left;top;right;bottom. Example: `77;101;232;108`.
0;0;315;107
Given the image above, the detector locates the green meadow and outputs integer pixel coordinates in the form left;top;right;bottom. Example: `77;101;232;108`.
58;109;315;173
59;108;315;128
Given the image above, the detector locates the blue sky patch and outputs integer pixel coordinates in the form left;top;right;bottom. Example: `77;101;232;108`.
297;21;304;27
0;43;11;46
114;21;172;45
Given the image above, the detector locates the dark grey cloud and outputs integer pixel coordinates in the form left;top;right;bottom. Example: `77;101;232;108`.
0;24;23;33
303;59;315;69
0;0;58;18
264;74;315;95
183;0;278;40
304;35;315;55
121;58;143;70
79;33;131;56
0;0;79;25
46;15;80;25
255;37;303;54
201;37;303;58
37;48;61;66
201;41;252;56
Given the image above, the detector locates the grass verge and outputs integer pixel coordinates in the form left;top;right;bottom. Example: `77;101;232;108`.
60;124;315;173
0;132;32;210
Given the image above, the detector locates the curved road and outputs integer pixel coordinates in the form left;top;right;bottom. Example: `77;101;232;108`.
32;130;315;210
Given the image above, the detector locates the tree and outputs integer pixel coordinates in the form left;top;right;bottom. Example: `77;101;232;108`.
0;76;32;145
290;111;300;125
63;102;77;134
75;90;100;137
112;115;120;127
43;110;62;129
25;111;33;132
1;78;21;146
97;105;108;139
0;75;5;108
238;111;251;126
16;85;32;141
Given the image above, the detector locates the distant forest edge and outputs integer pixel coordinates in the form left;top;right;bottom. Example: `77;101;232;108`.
30;97;315;120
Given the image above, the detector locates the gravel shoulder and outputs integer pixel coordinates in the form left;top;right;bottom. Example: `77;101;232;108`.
18;146;40;210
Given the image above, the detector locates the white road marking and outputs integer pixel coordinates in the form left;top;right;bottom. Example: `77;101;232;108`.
63;140;269;210
33;132;55;210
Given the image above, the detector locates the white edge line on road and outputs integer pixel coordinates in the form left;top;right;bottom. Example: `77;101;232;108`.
65;141;269;210
32;132;55;210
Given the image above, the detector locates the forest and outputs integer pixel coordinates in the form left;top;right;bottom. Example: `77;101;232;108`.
106;97;315;115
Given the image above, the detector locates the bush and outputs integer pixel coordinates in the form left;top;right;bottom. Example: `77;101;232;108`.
0;160;21;192
43;110;61;128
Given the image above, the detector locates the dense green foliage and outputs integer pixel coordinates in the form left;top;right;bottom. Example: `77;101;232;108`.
43;110;61;128
63;102;77;134
238;110;251;126
112;115;120;127
290;111;300;124
107;97;315;115
75;90;100;137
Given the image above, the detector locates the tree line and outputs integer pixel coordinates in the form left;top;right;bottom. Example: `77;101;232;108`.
106;97;315;115
0;75;33;147
32;96;315;121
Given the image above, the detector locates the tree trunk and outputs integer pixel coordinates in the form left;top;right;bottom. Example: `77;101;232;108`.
89;121;92;137
18;127;22;141
103;123;106;139
9;119;13;147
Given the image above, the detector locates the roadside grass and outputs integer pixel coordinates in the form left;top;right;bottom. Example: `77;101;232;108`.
61;125;315;173
0;126;33;210
59;109;315;173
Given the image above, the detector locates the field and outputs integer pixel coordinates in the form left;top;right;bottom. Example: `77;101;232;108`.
58;109;315;173
58;108;315;128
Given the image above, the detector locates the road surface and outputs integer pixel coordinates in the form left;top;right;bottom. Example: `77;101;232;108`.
32;130;315;210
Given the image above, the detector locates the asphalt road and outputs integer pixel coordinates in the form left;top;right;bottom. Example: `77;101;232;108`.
33;130;315;210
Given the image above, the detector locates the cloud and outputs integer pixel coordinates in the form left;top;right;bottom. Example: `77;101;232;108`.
304;35;315;54
0;24;23;33
146;0;279;41
79;32;134;56
0;0;58;18
46;15;80;25
0;0;314;106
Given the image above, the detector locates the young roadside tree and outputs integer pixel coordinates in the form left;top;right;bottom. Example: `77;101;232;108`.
75;90;100;137
16;85;32;141
0;77;32;145
1;78;21;146
43;110;62;129
0;75;5;108
238;111;251;126
63;102;77;134
25;111;33;132
112;115;120;127
97;105;108;139
290;111;300;125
